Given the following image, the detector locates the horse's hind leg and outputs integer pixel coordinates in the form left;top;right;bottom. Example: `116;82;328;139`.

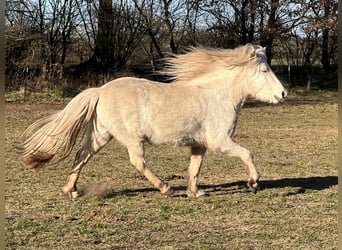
62;146;92;199
187;146;207;197
63;123;112;199
127;143;174;196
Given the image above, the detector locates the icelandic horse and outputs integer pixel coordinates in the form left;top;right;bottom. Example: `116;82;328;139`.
17;44;287;199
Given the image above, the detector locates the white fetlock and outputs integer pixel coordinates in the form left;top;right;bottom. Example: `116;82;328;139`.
63;186;79;200
71;191;79;199
247;180;259;194
187;189;207;198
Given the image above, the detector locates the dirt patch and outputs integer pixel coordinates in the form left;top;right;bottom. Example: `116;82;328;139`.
81;178;115;199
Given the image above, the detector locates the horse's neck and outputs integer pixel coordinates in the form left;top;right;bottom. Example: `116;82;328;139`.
183;70;248;108
200;85;246;112
199;87;245;119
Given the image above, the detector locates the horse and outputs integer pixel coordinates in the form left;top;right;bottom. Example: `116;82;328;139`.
16;44;287;199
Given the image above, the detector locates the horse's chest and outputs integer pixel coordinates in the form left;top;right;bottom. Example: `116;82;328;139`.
205;107;239;138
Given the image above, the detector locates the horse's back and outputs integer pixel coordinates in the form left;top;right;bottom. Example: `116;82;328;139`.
95;77;205;146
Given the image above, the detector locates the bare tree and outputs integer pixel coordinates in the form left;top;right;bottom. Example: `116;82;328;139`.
133;0;188;58
182;0;204;46
309;0;338;72
81;0;144;70
5;0;338;90
6;0;77;89
92;0;115;68
133;0;164;59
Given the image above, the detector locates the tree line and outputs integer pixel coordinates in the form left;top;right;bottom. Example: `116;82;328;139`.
5;0;338;91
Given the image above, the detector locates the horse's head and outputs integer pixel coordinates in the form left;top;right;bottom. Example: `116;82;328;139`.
244;45;287;104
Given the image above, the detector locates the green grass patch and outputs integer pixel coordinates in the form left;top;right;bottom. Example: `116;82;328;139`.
5;89;73;103
5;93;337;249
288;87;338;98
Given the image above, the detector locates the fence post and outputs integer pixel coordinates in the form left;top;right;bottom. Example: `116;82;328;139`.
24;67;28;99
288;64;291;89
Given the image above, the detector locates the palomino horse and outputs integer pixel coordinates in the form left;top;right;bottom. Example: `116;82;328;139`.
17;44;287;199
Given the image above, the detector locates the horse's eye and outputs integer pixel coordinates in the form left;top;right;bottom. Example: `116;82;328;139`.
261;64;268;72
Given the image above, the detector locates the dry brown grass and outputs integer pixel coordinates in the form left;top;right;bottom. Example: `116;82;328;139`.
5;90;337;249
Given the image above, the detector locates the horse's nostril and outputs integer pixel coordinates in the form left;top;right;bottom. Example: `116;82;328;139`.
282;91;286;98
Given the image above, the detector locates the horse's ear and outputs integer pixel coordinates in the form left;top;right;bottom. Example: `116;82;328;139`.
253;45;266;55
249;48;256;58
244;43;256;58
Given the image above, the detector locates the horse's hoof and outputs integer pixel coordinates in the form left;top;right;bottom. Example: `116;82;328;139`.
62;188;79;200
248;181;259;194
162;187;175;196
187;189;207;198
161;183;175;196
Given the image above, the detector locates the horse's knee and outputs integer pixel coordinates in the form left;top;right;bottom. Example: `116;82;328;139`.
130;156;145;172
128;145;145;170
231;146;253;163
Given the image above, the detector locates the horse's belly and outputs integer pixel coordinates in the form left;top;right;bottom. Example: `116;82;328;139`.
144;118;203;147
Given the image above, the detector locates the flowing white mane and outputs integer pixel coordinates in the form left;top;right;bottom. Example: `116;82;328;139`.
164;44;266;85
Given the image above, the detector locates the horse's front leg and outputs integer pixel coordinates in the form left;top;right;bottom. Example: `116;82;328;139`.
219;139;260;193
187;146;207;197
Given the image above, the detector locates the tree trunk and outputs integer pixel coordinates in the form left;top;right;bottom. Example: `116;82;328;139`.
248;0;256;43
240;0;248;44
321;29;329;71
260;0;278;65
321;1;331;72
93;0;115;69
162;0;177;53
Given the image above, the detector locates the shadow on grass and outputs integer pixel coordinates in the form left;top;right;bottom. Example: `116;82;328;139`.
199;175;337;197
82;176;337;199
259;175;338;196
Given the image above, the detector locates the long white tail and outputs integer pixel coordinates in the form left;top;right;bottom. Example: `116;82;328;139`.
16;88;101;170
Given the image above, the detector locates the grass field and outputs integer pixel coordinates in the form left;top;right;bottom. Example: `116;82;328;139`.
5;90;338;249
